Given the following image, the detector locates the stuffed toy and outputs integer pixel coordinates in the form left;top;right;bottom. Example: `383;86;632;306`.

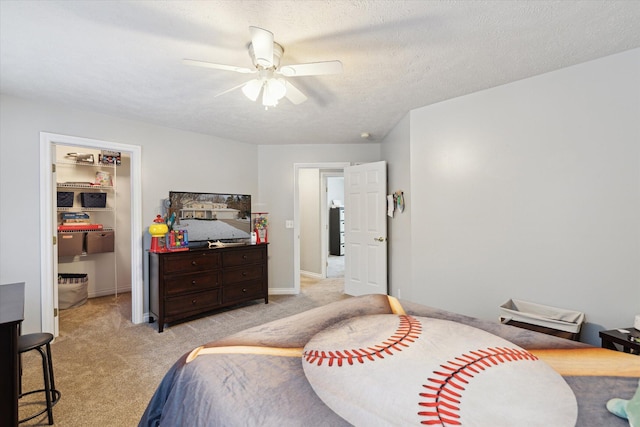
608;380;640;427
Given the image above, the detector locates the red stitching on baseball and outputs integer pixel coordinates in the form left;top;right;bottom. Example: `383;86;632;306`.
303;315;422;366
418;347;538;426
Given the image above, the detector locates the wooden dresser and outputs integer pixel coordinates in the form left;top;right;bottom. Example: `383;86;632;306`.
149;244;268;332
0;282;24;427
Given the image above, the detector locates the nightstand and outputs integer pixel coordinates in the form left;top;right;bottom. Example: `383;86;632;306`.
599;327;640;355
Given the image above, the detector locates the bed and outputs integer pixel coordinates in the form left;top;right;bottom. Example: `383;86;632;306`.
139;294;639;426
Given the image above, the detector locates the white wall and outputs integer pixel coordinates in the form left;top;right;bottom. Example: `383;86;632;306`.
380;112;412;300
405;49;640;345
0;94;258;333
258;144;380;292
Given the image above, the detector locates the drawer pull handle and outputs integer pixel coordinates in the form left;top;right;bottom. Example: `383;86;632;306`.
191;280;197;285
192;299;197;304
191;261;197;266
242;271;247;276
243;288;247;292
242;255;248;259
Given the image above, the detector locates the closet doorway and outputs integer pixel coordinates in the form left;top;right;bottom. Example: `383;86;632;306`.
55;143;127;303
39;132;143;336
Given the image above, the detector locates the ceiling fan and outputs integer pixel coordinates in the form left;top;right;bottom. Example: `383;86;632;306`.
184;26;343;108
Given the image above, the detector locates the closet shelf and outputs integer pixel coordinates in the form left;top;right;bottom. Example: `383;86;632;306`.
57;160;116;168
57;183;114;190
57;207;115;212
58;227;115;234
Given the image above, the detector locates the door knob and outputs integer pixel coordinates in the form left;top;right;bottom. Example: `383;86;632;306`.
374;237;387;242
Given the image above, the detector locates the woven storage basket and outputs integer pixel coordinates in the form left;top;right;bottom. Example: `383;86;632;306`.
80;192;107;208
58;273;88;309
57;191;74;207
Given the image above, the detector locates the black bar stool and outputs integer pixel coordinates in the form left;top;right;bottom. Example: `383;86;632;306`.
18;332;61;424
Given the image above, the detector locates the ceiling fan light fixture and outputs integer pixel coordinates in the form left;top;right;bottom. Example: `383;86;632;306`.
262;92;278;108
242;79;263;101
269;78;287;100
262;78;286;107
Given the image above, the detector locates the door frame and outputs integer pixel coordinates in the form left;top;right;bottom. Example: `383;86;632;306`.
39;132;144;334
293;162;350;293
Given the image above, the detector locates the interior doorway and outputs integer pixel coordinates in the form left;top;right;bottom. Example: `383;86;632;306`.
39;132;143;336
324;172;344;279
293;163;349;294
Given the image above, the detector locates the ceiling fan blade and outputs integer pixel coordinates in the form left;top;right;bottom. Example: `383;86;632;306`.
284;80;307;105
278;60;343;77
214;81;252;98
183;59;255;74
249;26;274;68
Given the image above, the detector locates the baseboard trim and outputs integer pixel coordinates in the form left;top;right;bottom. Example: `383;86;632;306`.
269;287;298;295
300;270;323;279
88;287;132;299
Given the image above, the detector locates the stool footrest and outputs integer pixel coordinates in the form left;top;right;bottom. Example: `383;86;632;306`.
18;389;61;423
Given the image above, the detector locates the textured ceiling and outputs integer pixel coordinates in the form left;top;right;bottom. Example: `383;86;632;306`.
1;1;640;145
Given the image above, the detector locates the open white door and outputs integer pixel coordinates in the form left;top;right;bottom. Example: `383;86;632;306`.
344;161;387;296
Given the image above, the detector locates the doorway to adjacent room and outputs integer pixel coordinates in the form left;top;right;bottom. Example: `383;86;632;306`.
294;163;349;295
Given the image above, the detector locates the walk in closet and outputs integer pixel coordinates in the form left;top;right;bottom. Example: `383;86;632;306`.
55;145;131;305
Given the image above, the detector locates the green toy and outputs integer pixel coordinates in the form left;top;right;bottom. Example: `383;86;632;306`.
608;380;640;427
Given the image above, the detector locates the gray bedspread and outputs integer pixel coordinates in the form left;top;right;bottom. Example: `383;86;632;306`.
139;295;636;426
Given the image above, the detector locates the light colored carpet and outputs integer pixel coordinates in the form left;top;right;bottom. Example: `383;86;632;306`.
327;254;345;278
19;278;347;426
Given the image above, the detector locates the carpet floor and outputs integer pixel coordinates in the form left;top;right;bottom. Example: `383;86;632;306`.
19;277;347;426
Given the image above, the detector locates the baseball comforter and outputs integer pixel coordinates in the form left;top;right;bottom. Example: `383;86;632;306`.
139;294;639;426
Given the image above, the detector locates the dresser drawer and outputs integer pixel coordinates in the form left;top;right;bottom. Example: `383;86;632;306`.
223;265;264;284
163;251;221;274
222;247;266;267
165;289;221;317
223;280;264;303
164;271;221;296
